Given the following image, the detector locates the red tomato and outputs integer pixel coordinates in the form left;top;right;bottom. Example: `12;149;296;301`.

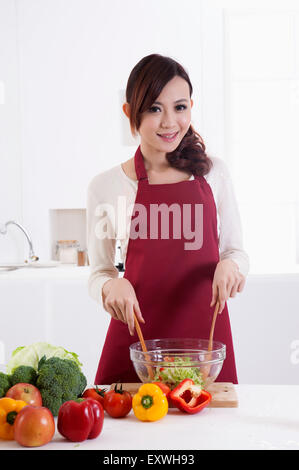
13;405;55;447
103;384;132;418
152;382;171;398
82;386;106;407
163;357;175;362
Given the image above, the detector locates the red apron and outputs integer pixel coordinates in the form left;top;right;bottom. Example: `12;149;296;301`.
95;145;238;385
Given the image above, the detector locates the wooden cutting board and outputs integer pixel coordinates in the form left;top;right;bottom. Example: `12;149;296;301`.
109;382;238;408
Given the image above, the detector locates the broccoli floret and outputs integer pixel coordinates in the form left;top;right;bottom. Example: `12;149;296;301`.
0;372;11;397
10;365;37;386
39;389;63;417
36;356;87;416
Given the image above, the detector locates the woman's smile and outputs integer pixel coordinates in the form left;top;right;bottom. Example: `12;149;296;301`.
157;131;179;142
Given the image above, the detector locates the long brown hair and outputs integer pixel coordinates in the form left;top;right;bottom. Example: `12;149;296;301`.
125;54;212;176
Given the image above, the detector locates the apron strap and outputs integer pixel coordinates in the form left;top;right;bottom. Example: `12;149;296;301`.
134;144;200;182
134;145;149;182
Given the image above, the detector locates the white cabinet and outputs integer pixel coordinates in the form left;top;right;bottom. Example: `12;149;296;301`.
0;269;110;384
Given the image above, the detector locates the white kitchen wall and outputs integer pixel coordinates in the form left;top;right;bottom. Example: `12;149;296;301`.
1;0;217;262
0;0;24;262
2;0;299;260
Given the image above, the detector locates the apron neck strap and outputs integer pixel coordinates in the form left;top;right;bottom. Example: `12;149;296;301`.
134;144;198;181
134;145;148;181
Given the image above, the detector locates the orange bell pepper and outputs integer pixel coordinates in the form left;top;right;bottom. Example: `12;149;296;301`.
0;397;28;440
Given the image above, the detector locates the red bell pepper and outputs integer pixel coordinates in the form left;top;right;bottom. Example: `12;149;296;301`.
170;379;211;414
57;398;104;442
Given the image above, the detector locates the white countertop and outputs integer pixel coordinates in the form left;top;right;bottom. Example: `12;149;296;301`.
1;385;299;451
0;265;91;280
1;264;299;282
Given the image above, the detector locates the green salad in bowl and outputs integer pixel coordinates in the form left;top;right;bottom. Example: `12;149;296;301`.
153;356;204;389
130;338;226;389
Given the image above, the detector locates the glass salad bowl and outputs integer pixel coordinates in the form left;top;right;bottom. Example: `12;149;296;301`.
129;338;226;390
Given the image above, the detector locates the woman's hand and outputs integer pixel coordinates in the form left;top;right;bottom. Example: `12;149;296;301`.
102;278;145;336
210;259;246;314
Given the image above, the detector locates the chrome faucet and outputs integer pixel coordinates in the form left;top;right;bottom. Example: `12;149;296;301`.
0;220;39;262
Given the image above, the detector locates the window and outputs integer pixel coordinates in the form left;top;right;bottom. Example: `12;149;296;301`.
222;6;299;273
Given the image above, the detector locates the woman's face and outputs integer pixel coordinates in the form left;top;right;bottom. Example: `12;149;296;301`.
138;76;193;156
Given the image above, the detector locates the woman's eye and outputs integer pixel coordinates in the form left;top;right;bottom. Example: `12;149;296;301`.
149;106;160;113
148;104;187;113
176;104;187;111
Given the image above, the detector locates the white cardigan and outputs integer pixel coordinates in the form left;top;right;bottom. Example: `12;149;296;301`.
87;156;250;305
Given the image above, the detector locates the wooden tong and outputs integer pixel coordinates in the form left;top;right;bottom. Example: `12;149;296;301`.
201;299;221;383
133;313;154;380
208;299;221;352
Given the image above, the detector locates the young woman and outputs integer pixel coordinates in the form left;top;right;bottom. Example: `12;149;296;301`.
87;54;249;385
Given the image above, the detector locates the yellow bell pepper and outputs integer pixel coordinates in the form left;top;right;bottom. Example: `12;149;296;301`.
0;397;28;440
132;383;168;422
